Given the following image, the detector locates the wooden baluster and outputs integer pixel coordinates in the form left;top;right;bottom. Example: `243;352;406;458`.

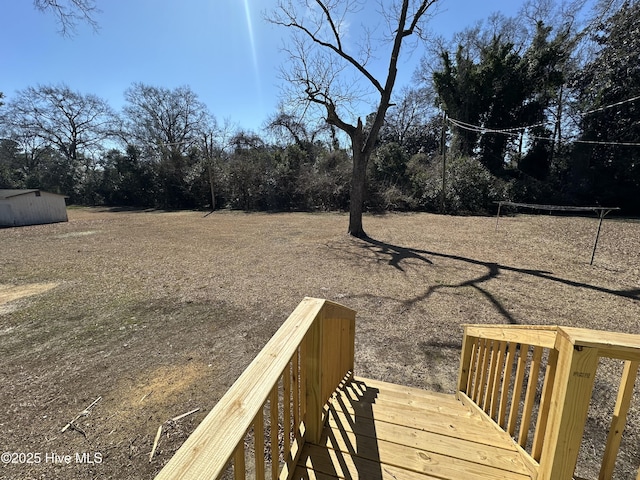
270;386;279;480
292;349;300;433
255;409;265;480
233;442;245;480
472;338;486;403
498;342;516;429
518;346;543;449
478;339;493;407
466;337;479;394
489;341;507;420
456;329;477;395
300;342;307;434
484;340;499;412
283;362;292;457
599;360;639;480
508;344;530;437
532;348;558;462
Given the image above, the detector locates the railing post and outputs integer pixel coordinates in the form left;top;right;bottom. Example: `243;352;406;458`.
303;301;356;445
538;333;599;480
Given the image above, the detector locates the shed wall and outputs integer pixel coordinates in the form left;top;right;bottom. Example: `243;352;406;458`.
0;192;68;227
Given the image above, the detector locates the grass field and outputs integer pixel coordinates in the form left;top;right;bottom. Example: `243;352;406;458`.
1;207;639;479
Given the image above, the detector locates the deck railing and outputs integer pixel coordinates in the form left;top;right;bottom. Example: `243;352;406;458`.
154;297;355;480
458;324;640;480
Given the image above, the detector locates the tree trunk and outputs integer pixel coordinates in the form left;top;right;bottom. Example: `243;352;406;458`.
348;133;368;238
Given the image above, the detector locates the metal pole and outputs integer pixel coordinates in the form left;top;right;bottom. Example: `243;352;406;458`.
590;209;608;265
495;202;502;231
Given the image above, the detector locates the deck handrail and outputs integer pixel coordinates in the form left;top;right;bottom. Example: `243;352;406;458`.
154;297;356;480
458;324;640;480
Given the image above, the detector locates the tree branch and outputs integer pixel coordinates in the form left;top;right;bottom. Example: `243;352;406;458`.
270;1;385;94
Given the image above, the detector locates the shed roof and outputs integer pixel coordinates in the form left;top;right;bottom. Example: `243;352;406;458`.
0;189;66;199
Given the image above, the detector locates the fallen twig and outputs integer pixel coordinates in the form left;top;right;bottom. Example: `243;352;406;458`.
139;392;152;403
149;425;163;462
171;408;201;422
61;396;102;433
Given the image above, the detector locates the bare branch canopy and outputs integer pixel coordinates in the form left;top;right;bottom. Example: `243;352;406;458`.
267;0;439;237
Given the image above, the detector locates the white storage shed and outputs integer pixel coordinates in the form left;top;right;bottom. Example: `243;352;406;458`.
0;189;68;227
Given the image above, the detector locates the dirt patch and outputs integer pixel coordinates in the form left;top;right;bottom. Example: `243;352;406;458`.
0;208;638;479
112;362;212;421
0;282;59;315
0;282;60;306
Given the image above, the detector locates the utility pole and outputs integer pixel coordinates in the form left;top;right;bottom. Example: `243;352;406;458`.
441;110;447;214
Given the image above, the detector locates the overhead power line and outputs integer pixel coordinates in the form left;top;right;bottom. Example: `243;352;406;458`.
581;94;640;117
446;93;640;147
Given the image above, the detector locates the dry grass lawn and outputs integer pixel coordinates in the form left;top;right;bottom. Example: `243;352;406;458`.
0;207;639;479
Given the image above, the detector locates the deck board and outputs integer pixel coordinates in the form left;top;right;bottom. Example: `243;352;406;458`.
293;377;535;480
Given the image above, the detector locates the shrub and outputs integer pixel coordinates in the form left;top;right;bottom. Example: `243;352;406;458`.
409;154;505;214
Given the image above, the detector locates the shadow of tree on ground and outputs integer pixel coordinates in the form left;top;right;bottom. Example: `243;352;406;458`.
330;236;639;326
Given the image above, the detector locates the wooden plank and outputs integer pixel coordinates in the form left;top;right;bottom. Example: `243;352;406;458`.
292;349;300;433
335;387;486;427
305;311;324;445
599;360;639;480
457;329;476;394
518;346;543;449
538;336;598;480
489;341;507;419
298;444;440;479
466;338;479;394
271;386;279;480
292;465;340;479
472;338;487;403
483;340;499;412
559;327;640;361
280;427;306;480
255;409;266;480
464;325;557;349
155;298;354;480
321;315;337;406
477;339;491;404
300;342;307;433
234;442;245;480
306;434;533;480
456;392;540;479
340;384;481;421
498;342;517;429
480;339;494;405
352;377;461;404
327;399;517;450
284;364;292;456
320;418;530;475
457;391;519;434
508;344;529;437
319;303;356;406
532;348;558;462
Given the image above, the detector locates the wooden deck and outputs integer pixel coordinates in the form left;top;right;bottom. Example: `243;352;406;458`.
294;376;534;480
154;299;640;480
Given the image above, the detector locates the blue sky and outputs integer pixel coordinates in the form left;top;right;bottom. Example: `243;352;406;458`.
3;1;536;133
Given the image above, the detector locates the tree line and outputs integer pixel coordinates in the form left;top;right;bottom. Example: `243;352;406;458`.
1;0;638;216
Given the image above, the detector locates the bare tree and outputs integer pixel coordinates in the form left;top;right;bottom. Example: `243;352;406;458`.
200;118;236;211
1;84;116;163
122;83;210;160
33;0;99;35
265;105;330;150
268;0;439;238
